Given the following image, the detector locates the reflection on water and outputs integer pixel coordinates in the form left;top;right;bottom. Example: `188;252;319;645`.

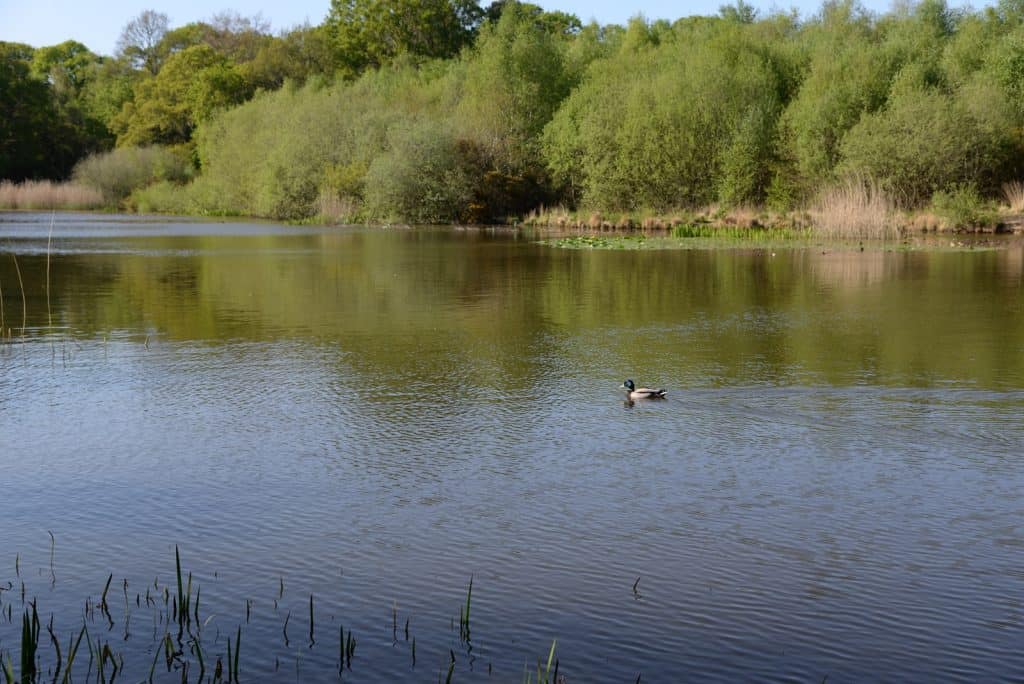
1;213;1022;681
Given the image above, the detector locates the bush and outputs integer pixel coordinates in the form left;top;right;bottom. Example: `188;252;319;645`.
542;19;789;211
363;121;474;223
190;62;456;219
930;184;998;228
72;145;191;203
837;85;1020;207
129;180;197;214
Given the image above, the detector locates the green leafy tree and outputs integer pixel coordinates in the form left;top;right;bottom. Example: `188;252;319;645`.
114;45;250;146
326;0;483;77
1;41;112;180
543;18;788;210
1;42;60;179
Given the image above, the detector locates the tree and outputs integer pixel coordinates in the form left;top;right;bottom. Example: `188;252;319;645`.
720;0;758;24
117;10;170;74
30;41;98;95
326;0;483;77
483;1;582;36
1;43;59;179
1;41;112;180
114;45;250;146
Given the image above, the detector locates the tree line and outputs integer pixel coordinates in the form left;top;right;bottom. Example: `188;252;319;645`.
4;0;1024;223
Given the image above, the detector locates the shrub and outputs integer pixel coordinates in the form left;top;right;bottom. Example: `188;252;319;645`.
543;19;789;211
930;184;998;228
72;145;191;203
363;121;474;223
129;180;196;214
837;85;1020;206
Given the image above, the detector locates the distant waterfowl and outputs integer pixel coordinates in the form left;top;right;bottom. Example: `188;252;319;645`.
622;379;667;400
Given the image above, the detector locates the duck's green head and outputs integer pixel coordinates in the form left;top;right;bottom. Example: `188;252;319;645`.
622;379;635;391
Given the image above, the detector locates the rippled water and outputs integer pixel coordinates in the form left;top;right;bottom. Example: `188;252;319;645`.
1;213;1022;681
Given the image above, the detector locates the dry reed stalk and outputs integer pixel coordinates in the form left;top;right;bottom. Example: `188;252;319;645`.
0;181;104;210
47;213;53;329
1001;181;1024;212
316;193;358;223
810;178;898;239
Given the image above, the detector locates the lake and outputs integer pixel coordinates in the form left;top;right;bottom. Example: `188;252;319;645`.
1;212;1022;682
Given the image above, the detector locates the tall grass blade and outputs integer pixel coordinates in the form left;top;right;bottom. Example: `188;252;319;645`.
232;626;240;682
61;625;85;684
100;574;112;609
544;640;557;681
10;254;26;335
47;614;62;681
175;546;184;626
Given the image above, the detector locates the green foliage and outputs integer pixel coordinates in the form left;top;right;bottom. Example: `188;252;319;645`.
72;145;191;202
930;184;999;227
837;84;1020;205
185;63;454;218
242;25;337;90
14;0;1022;222
778;4;895;188
458;1;574;170
364;120;474;222
0;41;110;180
30;40;97;94
114;45;251;146
326;0;482;77
542;18;790;211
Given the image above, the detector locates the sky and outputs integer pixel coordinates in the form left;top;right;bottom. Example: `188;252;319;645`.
0;0;959;57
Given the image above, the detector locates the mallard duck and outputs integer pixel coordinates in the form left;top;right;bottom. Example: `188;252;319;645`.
622;379;667;399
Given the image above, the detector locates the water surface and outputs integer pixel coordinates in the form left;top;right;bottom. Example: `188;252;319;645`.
1;212;1022;681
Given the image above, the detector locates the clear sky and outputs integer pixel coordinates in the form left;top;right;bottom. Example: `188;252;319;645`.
0;0;958;57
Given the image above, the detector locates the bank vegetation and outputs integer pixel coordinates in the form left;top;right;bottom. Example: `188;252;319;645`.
5;0;1024;235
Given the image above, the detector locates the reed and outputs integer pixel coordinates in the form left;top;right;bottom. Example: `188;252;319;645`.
810;178;898;239
46;615;62;680
0;547;570;682
46;214;53;330
10;255;26;335
21;603;40;683
0;181;105;210
459;575;473;641
232;626;241;682
345;628;355;668
1001;180;1024;212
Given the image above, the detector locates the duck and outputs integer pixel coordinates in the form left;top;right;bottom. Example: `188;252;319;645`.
622;379;667;400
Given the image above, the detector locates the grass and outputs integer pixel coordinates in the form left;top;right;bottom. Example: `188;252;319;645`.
0;181;106;211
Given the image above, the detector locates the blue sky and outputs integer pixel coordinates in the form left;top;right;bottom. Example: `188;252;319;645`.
1;0;961;56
